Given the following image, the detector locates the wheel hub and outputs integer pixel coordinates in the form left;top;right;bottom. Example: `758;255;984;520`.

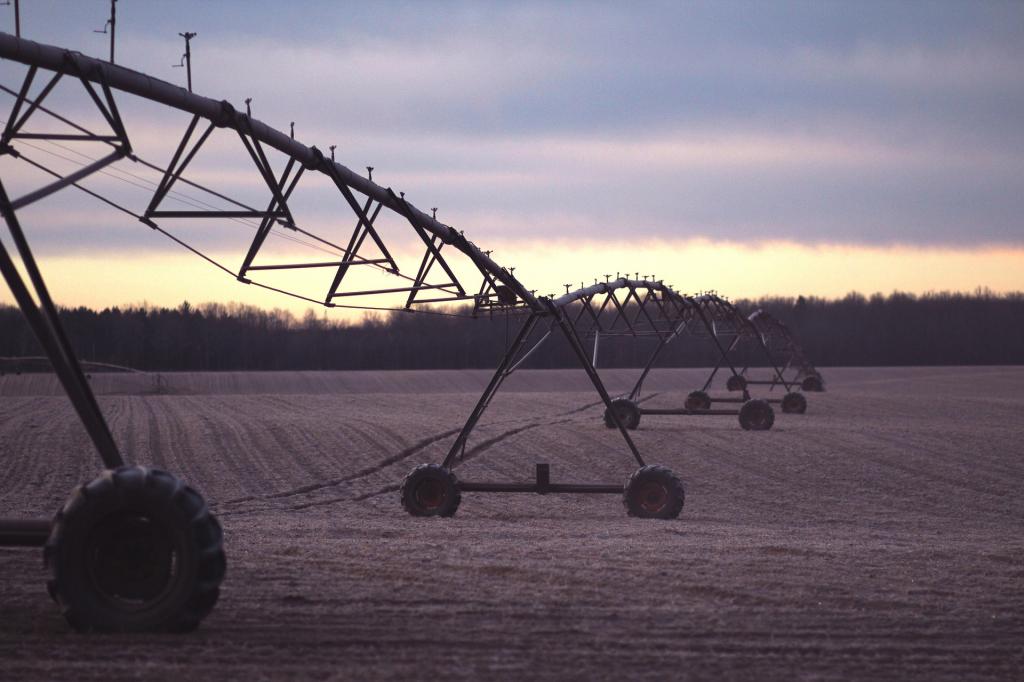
637;482;668;513
88;512;176;603
414;478;446;509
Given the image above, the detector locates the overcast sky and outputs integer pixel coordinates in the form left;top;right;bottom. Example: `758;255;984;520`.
1;1;1022;311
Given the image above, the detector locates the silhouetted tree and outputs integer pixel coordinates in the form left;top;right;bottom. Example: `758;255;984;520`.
1;290;1022;371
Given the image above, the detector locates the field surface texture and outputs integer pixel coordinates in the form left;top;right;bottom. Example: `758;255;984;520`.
1;367;1022;680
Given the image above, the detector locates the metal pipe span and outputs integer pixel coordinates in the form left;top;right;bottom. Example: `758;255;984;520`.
748;309;797;343
0;32;537;308
552;277;689;308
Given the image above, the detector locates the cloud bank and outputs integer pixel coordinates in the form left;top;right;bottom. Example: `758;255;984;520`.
1;1;1021;301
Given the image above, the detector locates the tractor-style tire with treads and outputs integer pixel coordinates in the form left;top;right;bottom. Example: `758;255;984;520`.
44;466;226;633
623;465;685;519
781;392;808;414
400;463;461;517
726;375;748;392
802;375;824;392
738;399;775;431
685;390;712;411
603;398;641;430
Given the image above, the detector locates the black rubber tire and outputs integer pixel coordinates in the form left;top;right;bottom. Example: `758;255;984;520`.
603;398;641;430
781;392;808;414
738;399;775;431
44;466;226;633
802;375;824;392
623;465;685;519
400;464;461;517
684;390;712;411
726;375;747;392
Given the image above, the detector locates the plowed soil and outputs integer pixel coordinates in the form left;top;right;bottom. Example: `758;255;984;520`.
1;367;1022;680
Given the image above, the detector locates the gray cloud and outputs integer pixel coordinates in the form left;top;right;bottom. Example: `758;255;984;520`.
1;0;1022;253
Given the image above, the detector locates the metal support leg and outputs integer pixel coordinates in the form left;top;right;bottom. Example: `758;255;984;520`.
755;336;793;393
442;313;540;468
629;319;689;401
0;181;122;469
700;350;725;392
699;332;743;394
695;309;749;399
628;332;671;401
779;356;795;385
545;300;645;467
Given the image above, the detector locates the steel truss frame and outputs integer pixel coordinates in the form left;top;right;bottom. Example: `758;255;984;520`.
748;308;825;391
0;31;688;551
683;294;807;402
553;279;786;427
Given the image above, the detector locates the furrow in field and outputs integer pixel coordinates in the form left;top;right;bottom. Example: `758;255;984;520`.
0;408;51;513
255;426;464;502
829;430;1022;520
232;393;637;507
292;416;589;509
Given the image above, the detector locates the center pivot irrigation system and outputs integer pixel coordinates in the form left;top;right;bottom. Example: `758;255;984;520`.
551;279;782;432
682;293;812;415
748;308;825;392
0;32;823;632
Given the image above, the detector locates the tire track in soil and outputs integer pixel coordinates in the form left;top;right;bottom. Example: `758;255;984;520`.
229;399;359;496
347;417;578;506
220;392;661;513
194;394;308;501
356;406;585;496
218;426;466;514
143;395;267;504
310;393;664;507
229;395;628;504
140;393;172;473
458;393;652;488
483;411;637;495
261;398;363;485
220;425;465;506
269;419;411;502
7;369;1024;680
145;396;200;490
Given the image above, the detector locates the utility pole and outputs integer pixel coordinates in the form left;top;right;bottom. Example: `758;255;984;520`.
174;32;197;92
3;0;20;38
109;0;116;63
93;0;117;63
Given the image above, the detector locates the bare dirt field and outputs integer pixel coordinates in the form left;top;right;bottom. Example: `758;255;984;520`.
1;366;1022;680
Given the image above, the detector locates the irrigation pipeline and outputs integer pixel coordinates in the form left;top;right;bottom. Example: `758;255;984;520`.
0;32;739;334
0;32;536;311
0;32;815;540
748;308;820;380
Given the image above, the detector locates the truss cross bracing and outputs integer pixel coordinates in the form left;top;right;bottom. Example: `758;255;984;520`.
0;31;703;538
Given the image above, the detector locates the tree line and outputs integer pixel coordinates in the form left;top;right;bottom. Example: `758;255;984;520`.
1;290;1022;372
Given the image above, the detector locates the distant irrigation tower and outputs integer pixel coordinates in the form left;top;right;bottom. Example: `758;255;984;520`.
0;28;823;633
